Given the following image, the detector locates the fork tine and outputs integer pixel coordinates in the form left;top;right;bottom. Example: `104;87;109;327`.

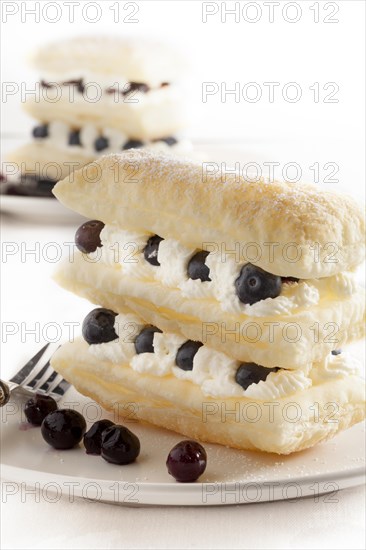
51;378;71;397
25;360;51;389
9;343;50;385
37;369;59;393
6;344;71;403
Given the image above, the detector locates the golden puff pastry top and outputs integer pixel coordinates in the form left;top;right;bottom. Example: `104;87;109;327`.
30;35;186;87
53;150;365;279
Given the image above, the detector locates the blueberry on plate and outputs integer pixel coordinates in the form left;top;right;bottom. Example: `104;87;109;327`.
41;409;86;449
235;263;282;305
82;308;118;345
75;219;105;254
187;251;211;282
175;341;203;371
166;440;207;482
134;326;162;354
331;349;342;355
235;363;279;390
143;235;164;266
101;425;140;465
0;380;10;406
122;139;144;150
24;394;58;425
83;419;115;454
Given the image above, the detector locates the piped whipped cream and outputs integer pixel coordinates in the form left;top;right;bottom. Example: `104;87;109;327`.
97;227;357;317
87;313;360;399
39;69;174;90
35;121;191;158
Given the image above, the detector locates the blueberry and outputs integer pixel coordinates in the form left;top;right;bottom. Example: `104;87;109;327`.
75;219;105;253
124;82;150;94
134;326;162;354
331;349;342;355
63;79;84;93
160;136;178;146
101;425;140;465
32;124;48;138
4;175;54;198
235;363;279;390
36;179;56;196
83;419;115;454
24;394;58;425
166;440;207;482
187;251;211;282
82;308;118;345
143;235;164;266
175;340;203;371
94;136;109;152
40;80;53;88
235;263;282;305
41;409;86;449
3;185;30;197
0;380;10;406
68;130;81;146
123;139;144;150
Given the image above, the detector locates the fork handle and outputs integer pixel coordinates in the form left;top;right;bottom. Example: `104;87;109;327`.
0;380;11;407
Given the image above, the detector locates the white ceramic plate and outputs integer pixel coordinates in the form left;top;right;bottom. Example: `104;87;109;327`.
0;194;86;223
1;387;365;506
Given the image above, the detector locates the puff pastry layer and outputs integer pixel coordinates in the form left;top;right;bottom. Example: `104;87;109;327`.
51;338;366;454
53;151;365;279
54;254;365;370
31;36;186;87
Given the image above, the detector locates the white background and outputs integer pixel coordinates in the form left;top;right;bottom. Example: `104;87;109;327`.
1;1;365;549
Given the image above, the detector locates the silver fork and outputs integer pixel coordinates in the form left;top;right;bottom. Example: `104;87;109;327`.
0;343;71;406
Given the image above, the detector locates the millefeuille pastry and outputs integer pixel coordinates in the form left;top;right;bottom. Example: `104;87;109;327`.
51;150;366;454
5;36;190;190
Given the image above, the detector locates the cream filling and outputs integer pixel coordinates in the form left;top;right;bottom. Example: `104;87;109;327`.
97;226;358;317
87;312;360;399
37;122;191;158
36;81;181;106
40;70;173;89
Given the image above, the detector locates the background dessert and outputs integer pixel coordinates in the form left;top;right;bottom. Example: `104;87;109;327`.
3;36;190;195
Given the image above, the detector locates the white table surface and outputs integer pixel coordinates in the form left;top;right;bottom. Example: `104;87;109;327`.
1;203;365;550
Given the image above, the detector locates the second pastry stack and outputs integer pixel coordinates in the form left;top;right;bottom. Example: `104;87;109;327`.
5;36;189;187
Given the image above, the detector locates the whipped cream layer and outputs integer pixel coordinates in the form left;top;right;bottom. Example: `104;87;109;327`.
37;79;178;101
97;226;359;317
33;121;191;159
25;84;186;140
88;312;361;399
39;71;170;91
